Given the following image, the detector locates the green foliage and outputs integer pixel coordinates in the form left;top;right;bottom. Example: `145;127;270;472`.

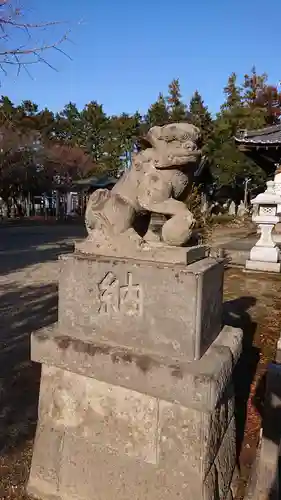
145;93;169;128
206;67;276;190
189;91;213;149
0;68;280;214
166;79;188;122
222;73;242;110
106;112;142;171
0;128;42;207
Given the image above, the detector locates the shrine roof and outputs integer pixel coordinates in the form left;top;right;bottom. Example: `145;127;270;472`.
234;124;281;145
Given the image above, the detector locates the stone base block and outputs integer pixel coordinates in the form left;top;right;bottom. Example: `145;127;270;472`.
249;244;279;263
245;259;281;273
58;253;224;361
28;367;237;500
31;323;242;412
28;325;242;500
75;238;209;265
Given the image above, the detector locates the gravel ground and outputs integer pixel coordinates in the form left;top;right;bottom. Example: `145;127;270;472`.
0;224;280;499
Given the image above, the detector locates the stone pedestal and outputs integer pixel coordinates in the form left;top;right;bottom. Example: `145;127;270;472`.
28;250;242;500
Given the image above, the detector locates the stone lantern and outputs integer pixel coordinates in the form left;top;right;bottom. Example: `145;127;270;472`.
246;179;281;272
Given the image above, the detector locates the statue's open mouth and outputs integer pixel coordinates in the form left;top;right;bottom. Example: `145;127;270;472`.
137;136;153;150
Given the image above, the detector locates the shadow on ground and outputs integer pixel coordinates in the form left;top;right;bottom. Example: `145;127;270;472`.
0;224;86;276
223;296;259;465
0;282;58;498
0;283;58;350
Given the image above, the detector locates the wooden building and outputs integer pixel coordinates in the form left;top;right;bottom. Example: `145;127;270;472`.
235;124;281;176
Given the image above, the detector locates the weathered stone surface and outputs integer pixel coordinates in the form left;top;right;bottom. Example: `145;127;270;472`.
158;391;234;479
39;365;159;464
58;434;216;500
230;466;240;499
28;362;238;500
78;123;202;254
58;253;224;361
30;435;215;500
28;422;63;497
77;243;209;264
31;324;242;411
215;417;236;498
226;491;234;500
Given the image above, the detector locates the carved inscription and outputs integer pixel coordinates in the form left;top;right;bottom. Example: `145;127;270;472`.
98;272;143;316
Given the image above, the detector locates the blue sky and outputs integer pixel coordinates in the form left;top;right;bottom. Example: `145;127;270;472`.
2;0;281;116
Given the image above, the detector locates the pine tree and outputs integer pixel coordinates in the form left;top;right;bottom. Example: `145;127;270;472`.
167;79;188;122
115;112;142;170
145;93;170;128
189;91;213;146
243;66;267;106
55;102;83;146
19;100;39;117
105;113;136;172
80;101;109;163
243;68;281;126
222;73;243;110
0;95;15;125
36;108;55;141
208;70;268;189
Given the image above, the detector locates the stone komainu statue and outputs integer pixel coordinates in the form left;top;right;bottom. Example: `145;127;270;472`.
83;122;202;249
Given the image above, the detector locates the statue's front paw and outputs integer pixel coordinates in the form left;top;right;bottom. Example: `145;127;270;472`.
161;212;195;246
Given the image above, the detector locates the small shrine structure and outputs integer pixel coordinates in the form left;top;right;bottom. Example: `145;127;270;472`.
235;125;281;272
235;125;281;175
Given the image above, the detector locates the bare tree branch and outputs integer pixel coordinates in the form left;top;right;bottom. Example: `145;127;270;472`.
0;1;72;75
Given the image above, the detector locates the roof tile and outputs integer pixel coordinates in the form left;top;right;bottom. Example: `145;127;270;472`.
235;124;281;144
